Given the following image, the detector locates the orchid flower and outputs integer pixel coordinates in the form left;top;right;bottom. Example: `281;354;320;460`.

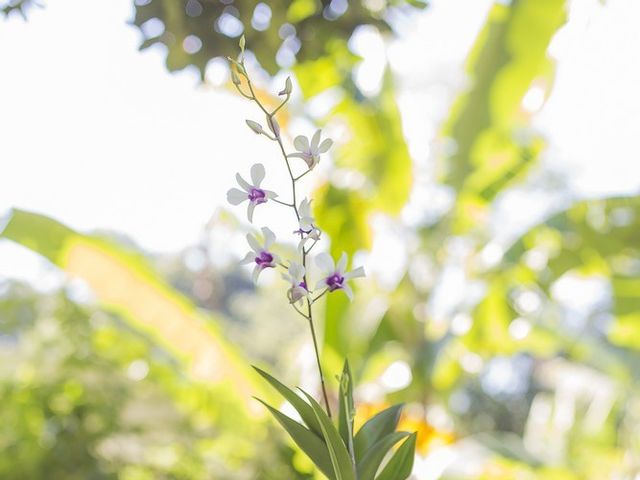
296;198;321;252
298;198;314;231
288;130;333;170
281;261;309;306
315;252;365;301
227;163;277;222
241;227;279;283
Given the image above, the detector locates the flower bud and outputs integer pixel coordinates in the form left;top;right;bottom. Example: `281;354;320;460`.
227;57;246;76
266;115;280;138
279;76;292;96
239;35;246;52
231;68;241;85
246;120;263;134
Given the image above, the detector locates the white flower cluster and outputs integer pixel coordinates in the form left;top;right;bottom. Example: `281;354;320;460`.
226;38;364;309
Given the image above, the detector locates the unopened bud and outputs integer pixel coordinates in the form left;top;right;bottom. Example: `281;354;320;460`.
239;35;246;52
227;57;246;75
231;68;241;85
246;120;263;134
279;76;292;96
266;115;280;138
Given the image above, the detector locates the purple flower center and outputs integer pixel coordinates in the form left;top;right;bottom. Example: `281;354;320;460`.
325;272;344;291
248;187;267;204
299;281;308;291
255;251;274;269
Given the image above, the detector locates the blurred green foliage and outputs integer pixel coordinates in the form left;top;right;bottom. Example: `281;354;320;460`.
309;0;568;389
0;282;310;479
442;0;565;232
0;0;39;18
292;0;640;477
131;0;427;76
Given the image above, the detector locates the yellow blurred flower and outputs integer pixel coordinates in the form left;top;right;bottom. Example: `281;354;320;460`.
355;402;456;456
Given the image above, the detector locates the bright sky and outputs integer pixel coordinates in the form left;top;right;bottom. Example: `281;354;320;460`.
1;0;245;250
1;0;639;284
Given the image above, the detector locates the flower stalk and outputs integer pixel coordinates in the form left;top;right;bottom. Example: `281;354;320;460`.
227;37;364;419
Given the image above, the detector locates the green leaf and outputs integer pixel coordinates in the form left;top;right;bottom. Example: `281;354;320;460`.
300;390;356;480
254;398;336;480
442;0;567;232
0;209;259;401
353;404;404;464
338;360;355;451
357;431;411;480
464;279;515;356
499;195;640;351
374;432;417;480
131;0;411;77
253;366;323;437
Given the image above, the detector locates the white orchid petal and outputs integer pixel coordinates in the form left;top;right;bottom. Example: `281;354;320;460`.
250;163;265;186
336;252;348;274
299;217;313;231
299;201;313;223
289;286;308;305
227;188;248;205
247;233;261;253
318;138;333;153
305;156;317;170
309;228;322;241
289;262;305;281
247;202;257;223
298;198;310;216
240;252;255;265
252;265;262;284
262;227;276;248
311;129;321;151
264;189;278;199
294;135;309;152
344;266;365;280
315;278;328;290
315;252;335;273
342;284;354;301
236;173;252;191
297;237;308;253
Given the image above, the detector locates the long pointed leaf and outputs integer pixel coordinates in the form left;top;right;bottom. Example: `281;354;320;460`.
357;431;410;480
254;398;335;480
300;390;356;480
354;404;404;463
374;432;416;480
0;209;258;399
253;366;323;437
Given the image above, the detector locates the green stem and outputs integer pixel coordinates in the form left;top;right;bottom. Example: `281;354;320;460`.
294;168;312;182
307;299;332;418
